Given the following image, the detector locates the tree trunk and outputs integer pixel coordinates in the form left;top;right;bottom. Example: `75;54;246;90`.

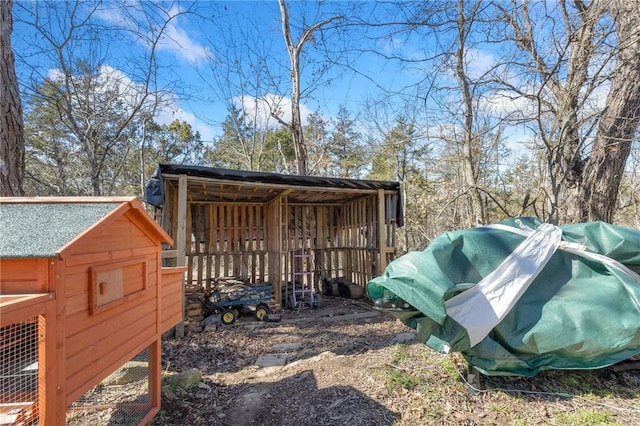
0;0;24;196
289;51;308;176
577;1;640;223
278;0;341;176
549;106;583;224
456;0;485;226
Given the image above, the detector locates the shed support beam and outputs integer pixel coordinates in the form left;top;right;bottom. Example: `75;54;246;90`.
377;189;387;275
175;174;188;337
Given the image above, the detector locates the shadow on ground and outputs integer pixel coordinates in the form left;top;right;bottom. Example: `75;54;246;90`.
153;370;400;426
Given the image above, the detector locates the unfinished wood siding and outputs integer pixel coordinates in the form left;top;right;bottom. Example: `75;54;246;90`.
187;203;269;291
305;191;400;287
62;214;160;405
337;195;378;286
0;258;52;294
287;204;316;292
382;192;399;267
266;196;283;306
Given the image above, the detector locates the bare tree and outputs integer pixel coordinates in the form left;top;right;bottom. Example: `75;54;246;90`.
0;0;24;196
16;1;192;195
495;0;640;223
276;0;342;175
199;11;285;173
579;1;640;222
452;0;486;226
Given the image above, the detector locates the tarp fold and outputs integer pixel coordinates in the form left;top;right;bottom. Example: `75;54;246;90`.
368;217;640;376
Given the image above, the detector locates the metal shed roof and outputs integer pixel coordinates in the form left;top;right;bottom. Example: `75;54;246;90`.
143;164;404;225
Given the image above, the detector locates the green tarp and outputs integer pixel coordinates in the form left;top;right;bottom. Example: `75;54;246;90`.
368;218;640;376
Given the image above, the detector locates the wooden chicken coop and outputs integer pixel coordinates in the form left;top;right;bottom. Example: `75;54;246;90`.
143;164;403;313
0;197;185;426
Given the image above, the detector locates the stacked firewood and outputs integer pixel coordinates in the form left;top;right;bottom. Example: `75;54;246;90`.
185;297;204;333
182;278;248;333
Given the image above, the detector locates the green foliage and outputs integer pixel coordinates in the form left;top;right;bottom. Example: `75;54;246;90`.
556;409;622;426
324;106;367;178
204;104;295;173
382;366;427;392
23;68;203;196
390;344;410;363
437;358;459;380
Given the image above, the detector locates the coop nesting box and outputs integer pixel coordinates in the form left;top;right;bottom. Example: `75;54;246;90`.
0;197;185;426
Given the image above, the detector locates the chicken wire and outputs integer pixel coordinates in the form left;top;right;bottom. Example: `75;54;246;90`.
66;348;151;426
0;318;39;426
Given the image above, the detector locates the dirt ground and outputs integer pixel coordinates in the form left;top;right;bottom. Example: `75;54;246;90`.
152;296;640;426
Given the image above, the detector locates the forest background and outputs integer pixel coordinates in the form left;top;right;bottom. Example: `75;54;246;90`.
2;0;639;254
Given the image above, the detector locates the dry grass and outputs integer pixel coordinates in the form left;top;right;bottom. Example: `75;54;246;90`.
153;297;640;425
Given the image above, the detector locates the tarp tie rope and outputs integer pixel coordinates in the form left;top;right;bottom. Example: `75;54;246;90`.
481;223;640;284
445;223;562;347
445;222;640;348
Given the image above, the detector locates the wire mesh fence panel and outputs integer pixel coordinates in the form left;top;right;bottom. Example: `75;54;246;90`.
66;348;150;426
0;318;39;426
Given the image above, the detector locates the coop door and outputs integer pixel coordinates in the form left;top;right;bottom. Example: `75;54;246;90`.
95;268;124;306
90;257;147;314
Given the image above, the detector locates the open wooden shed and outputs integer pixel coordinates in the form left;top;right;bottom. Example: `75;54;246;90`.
143;164;403;310
0;197;185;425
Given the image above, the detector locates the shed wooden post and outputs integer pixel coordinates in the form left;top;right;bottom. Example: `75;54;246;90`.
266;195;283;308
377;189;387;275
175;174;188;337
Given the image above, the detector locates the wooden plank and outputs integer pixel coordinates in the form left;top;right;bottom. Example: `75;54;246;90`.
258;206;265;281
205;206;212;292
216;206;227;277
0;258;40;279
53;260;66;424
177;175;188;275
233;204;239;277
248;205;255;282
326;207;333;276
265;196;282;307
194;205;203;289
161;183;175;246
149;340;161;418
240;204;248;279
65;284;155;337
161;281;183;333
0;269;40;286
336;206;342;275
213;205;221;279
0;294;52;326
377;189;387;274
66;246;156;268
171;181;179;249
186;204;194;288
40;299;58;425
220;205;226;277
65;300;156;380
66;334;157;407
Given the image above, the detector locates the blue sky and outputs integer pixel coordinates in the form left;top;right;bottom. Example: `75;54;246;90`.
12;0;547;166
12;1;440;143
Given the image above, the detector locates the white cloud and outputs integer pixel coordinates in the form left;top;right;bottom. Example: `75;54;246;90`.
47;64;150;113
156;107;215;142
481;90;534;120
465;49;496;80
233;94;313;129
155;7;209;66
95;2;209;66
47;64;215;141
